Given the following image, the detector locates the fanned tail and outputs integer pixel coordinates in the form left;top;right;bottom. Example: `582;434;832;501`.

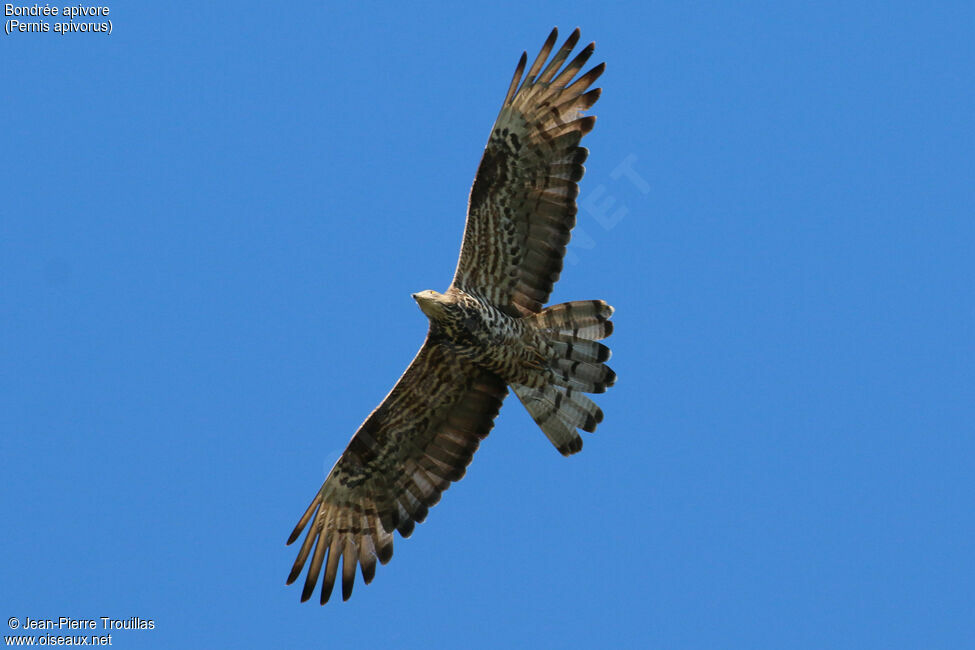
514;300;616;455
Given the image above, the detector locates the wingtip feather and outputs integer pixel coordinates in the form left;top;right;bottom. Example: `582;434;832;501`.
286;527;303;546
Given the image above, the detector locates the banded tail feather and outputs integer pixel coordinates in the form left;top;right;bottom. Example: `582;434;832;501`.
514;300;616;455
532;299;614;340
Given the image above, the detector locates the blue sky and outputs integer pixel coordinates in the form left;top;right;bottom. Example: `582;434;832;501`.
2;2;972;648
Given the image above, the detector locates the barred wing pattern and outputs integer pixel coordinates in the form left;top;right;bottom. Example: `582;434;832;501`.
288;28;604;604
287;336;506;603
452;27;604;314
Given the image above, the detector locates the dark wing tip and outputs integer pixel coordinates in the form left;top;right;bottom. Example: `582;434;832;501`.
561;28;581;54
397;518;416;538
286;527;303;546
524;27;561;85
287;493;322;545
286;562;303;586
378;540;393;564
503;51;529;106
301;579;315;602
361;557;377;584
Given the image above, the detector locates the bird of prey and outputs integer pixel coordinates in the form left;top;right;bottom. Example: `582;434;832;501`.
287;27;615;604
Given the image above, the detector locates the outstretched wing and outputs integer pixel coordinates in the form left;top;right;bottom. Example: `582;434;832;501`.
451;27;604;315
286;334;507;604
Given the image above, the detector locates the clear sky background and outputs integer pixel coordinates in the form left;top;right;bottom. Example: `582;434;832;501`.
2;2;972;648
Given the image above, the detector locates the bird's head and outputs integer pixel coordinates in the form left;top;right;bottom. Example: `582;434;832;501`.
412;289;448;320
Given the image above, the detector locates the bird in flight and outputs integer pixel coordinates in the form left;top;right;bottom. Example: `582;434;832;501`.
287;27;614;604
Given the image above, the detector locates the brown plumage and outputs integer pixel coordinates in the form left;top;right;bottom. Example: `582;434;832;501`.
287;27;614;604
454;27;605;315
